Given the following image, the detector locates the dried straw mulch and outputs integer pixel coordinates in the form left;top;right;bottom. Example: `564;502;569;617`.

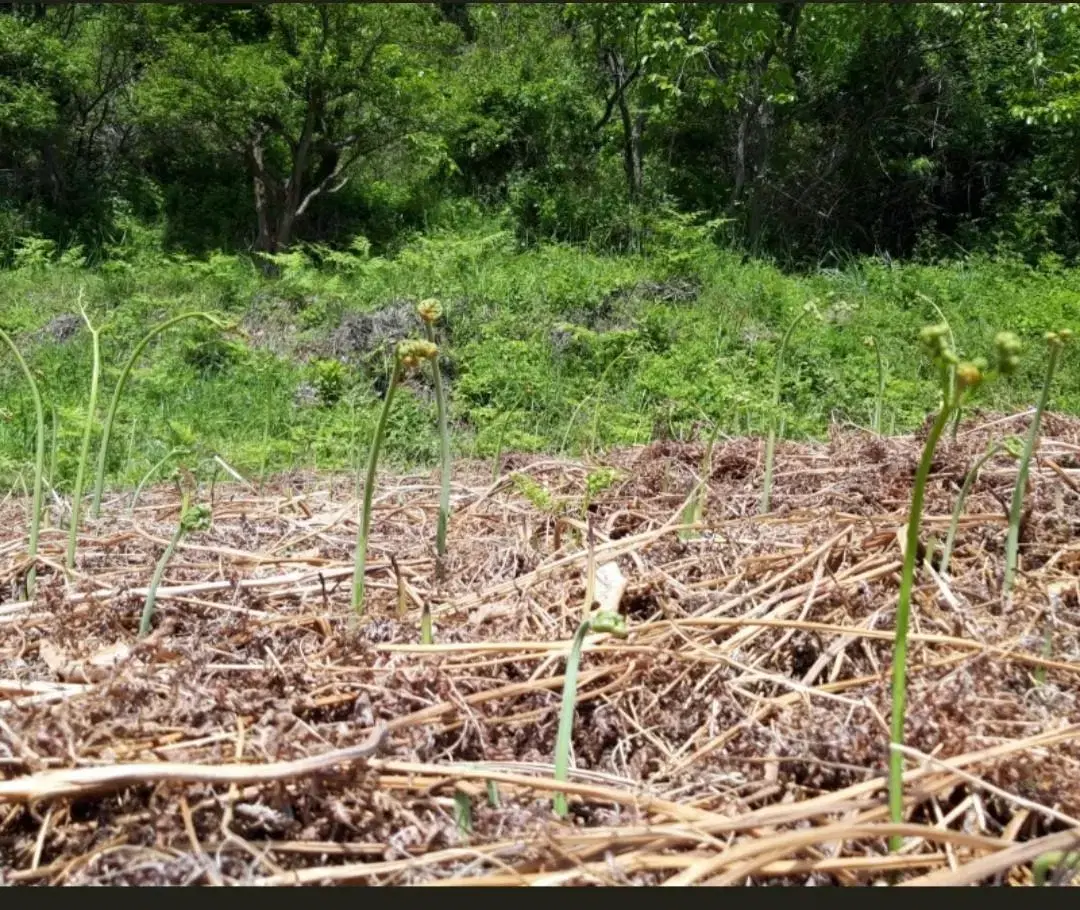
1;412;1079;886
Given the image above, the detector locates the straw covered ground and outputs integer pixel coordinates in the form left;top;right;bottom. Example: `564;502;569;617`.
1;412;1080;886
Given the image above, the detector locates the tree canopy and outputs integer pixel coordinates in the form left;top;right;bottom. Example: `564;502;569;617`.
4;1;1080;265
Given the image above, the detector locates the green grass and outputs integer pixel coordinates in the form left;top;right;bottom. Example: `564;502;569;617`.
1;222;1079;504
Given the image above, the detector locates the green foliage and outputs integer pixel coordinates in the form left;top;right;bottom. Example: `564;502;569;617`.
13;3;1080;264
0;224;1078;510
309;358;348;408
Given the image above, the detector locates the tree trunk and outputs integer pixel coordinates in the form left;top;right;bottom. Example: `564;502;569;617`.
617;90;644;202
247;134;284;257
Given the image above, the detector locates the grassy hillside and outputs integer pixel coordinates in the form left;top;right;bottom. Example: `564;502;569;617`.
1;224;1079;496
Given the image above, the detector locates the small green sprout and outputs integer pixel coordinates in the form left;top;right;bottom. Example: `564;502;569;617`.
553;609;628;818
888;324;1017;853
1003;329;1071;597
352;339;438;617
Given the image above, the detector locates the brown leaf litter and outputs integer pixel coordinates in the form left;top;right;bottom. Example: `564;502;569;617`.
1;411;1079;886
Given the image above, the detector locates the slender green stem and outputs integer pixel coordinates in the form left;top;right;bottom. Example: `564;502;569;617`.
130;447;187;516
559;351;630;455
1003;345;1061;597
872;341;885;435
424;323;452;558
889;377;954;852
352;360;403;615
492;412;511;482
761;308;813;514
66;313;101;570
139;490;190;638
91;312;223;518
0;329;45;596
258;391;273;495
681;422;721;540
940;441;1000;579
47;405;59;489
553;618;592;818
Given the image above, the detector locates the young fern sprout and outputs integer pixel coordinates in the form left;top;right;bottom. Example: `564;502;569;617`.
91;312;229;519
418;299;452;558
863;335;886;434
761;301;818;514
887;325;1019;852
66;305;101;571
939;440;1001;579
552;609;628;818
0;329;45;596
352;339;438;617
139;487;211;638
1003;329;1072;598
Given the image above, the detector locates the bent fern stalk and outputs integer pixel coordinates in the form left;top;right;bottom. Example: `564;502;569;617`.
553;610;628;818
66;306;101;570
1003;330;1072;598
761;302;817;514
91;312;227;519
887;327;1019;853
352;339;438;617
0;329;45;596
